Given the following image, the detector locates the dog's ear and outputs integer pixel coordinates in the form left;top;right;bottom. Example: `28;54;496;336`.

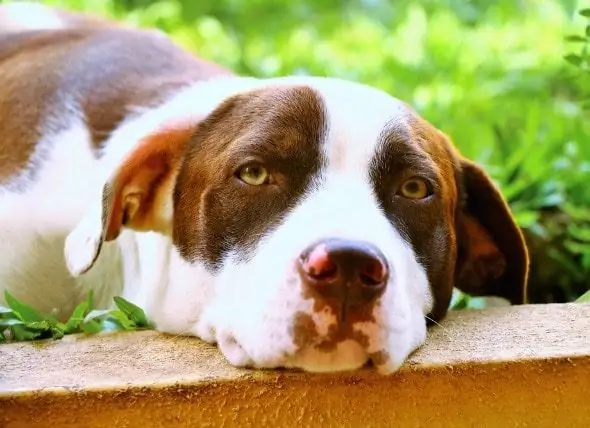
64;124;194;276
454;156;529;304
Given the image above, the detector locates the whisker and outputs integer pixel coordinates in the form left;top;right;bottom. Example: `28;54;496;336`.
425;315;453;340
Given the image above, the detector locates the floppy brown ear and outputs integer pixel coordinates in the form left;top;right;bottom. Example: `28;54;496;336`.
64;124;194;276
454;158;529;304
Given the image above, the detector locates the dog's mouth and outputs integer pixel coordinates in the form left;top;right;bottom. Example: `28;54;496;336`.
285;310;391;373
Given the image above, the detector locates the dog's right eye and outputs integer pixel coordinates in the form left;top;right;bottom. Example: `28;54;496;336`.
237;164;271;186
397;177;432;200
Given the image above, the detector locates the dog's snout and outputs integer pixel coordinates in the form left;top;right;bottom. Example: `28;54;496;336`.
298;238;389;306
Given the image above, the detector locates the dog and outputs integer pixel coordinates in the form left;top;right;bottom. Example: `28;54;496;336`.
0;3;528;374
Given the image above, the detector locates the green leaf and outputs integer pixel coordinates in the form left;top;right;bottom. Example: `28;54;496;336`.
64;300;89;334
586;25;590;38
0;318;24;328
0;306;12;315
4;291;46;323
24;320;53;331
84;309;111;324
564;54;583;67
113;297;150;327
50;327;65;340
82;319;104;334
11;325;42;341
579;8;590;17
577;290;590;303
108;309;137;330
564;35;587;42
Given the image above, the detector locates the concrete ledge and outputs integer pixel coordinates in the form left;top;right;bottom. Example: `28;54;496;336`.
1;303;589;427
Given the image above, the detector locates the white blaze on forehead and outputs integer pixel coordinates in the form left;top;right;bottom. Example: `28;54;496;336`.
301;78;411;174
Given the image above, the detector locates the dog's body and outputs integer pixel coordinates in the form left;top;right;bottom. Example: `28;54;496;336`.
0;4;528;373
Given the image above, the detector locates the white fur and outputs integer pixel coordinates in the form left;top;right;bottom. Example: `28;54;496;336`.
0;124;124;317
0;76;433;374
0;3;66;33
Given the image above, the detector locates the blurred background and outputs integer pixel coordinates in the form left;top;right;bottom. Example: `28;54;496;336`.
4;0;590;306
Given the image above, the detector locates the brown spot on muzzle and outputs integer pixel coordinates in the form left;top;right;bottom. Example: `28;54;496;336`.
292;291;381;354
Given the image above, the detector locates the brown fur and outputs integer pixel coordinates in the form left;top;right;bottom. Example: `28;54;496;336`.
0;27;231;185
172;85;327;268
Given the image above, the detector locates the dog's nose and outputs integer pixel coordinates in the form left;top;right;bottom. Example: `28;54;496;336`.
298;238;388;306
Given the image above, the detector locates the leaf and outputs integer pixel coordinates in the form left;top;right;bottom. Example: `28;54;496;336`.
84;309;111;324
0;306;12;315
50;327;65;340
4;291;45;323
0;318;24;328
11;325;42;341
82;319;104;334
564;35;587;42
579;8;590;17
577;290;590;303
564;54;583;67
24;320;53;331
113;297;150;327
108;309;137;330
64;300;89;334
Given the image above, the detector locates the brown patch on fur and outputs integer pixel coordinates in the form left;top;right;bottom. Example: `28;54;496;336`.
102;126;196;241
173;85;327;268
369;113;528;322
291;297;378;354
453;154;529;306
0;26;231;187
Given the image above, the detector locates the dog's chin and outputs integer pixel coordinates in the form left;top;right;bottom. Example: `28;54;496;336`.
285;340;370;373
216;335;406;375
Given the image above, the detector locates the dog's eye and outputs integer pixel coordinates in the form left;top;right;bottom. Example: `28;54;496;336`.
398;177;432;200
237;165;270;186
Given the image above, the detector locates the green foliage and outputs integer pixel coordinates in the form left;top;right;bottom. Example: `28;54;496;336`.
0;291;152;343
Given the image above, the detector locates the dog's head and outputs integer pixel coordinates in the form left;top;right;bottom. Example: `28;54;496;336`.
65;77;528;373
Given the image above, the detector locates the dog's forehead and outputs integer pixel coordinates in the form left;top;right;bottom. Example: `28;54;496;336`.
314;82;413;172
260;77;420;172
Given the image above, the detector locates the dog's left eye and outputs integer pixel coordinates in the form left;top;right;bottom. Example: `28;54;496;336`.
237;164;271;186
398;177;432;200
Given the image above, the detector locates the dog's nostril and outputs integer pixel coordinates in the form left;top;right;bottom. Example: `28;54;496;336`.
301;244;338;281
360;260;388;287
